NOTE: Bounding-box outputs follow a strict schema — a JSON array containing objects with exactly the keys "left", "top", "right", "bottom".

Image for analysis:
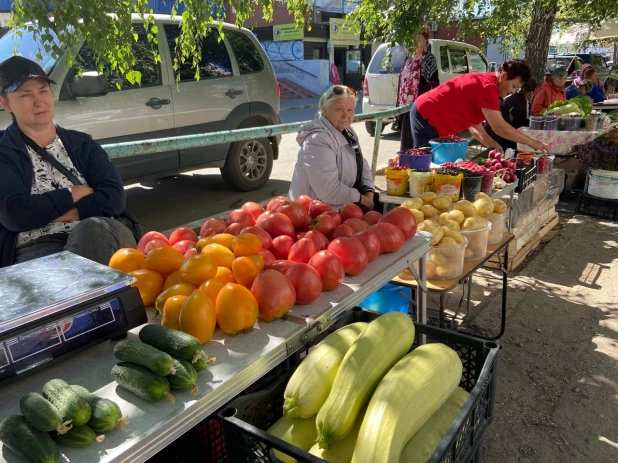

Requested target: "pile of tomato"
[{"left": 108, "top": 196, "right": 418, "bottom": 344}]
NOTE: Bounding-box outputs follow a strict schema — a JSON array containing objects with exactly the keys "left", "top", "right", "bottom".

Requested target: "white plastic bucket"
[
  {"left": 408, "top": 171, "right": 434, "bottom": 197},
  {"left": 588, "top": 169, "right": 618, "bottom": 200}
]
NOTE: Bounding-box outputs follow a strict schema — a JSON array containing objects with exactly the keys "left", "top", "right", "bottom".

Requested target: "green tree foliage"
[{"left": 10, "top": 0, "right": 312, "bottom": 84}]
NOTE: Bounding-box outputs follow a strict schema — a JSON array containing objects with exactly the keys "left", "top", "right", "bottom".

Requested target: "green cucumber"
[
  {"left": 20, "top": 392, "right": 72, "bottom": 435},
  {"left": 114, "top": 340, "right": 176, "bottom": 376},
  {"left": 112, "top": 362, "right": 175, "bottom": 404},
  {"left": 0, "top": 415, "right": 59, "bottom": 463},
  {"left": 192, "top": 350, "right": 216, "bottom": 372},
  {"left": 169, "top": 358, "right": 199, "bottom": 396},
  {"left": 42, "top": 379, "right": 91, "bottom": 427},
  {"left": 139, "top": 324, "right": 203, "bottom": 363},
  {"left": 52, "top": 425, "right": 101, "bottom": 448},
  {"left": 69, "top": 385, "right": 128, "bottom": 433}
]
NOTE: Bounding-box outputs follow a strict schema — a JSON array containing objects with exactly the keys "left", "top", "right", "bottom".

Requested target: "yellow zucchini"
[
  {"left": 351, "top": 343, "right": 462, "bottom": 463},
  {"left": 283, "top": 322, "right": 368, "bottom": 418},
  {"left": 316, "top": 312, "right": 415, "bottom": 449},
  {"left": 310, "top": 407, "right": 366, "bottom": 463},
  {"left": 267, "top": 415, "right": 317, "bottom": 463},
  {"left": 400, "top": 387, "right": 469, "bottom": 463}
]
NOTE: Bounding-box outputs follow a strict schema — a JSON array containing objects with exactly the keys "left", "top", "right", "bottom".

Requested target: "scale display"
[{"left": 0, "top": 297, "right": 126, "bottom": 382}]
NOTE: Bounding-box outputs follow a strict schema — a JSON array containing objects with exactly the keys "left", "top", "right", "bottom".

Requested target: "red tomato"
[
  {"left": 267, "top": 196, "right": 289, "bottom": 212},
  {"left": 353, "top": 230, "right": 381, "bottom": 262},
  {"left": 323, "top": 210, "right": 342, "bottom": 227},
  {"left": 296, "top": 232, "right": 307, "bottom": 241},
  {"left": 138, "top": 231, "right": 170, "bottom": 253},
  {"left": 259, "top": 213, "right": 296, "bottom": 239},
  {"left": 332, "top": 224, "right": 355, "bottom": 239},
  {"left": 276, "top": 201, "right": 311, "bottom": 231},
  {"left": 200, "top": 228, "right": 218, "bottom": 238},
  {"left": 226, "top": 209, "right": 256, "bottom": 226},
  {"left": 363, "top": 211, "right": 382, "bottom": 225},
  {"left": 255, "top": 211, "right": 272, "bottom": 226},
  {"left": 251, "top": 270, "right": 297, "bottom": 321},
  {"left": 304, "top": 230, "right": 329, "bottom": 251},
  {"left": 168, "top": 227, "right": 198, "bottom": 246},
  {"left": 340, "top": 203, "right": 364, "bottom": 222},
  {"left": 224, "top": 223, "right": 245, "bottom": 236},
  {"left": 144, "top": 238, "right": 170, "bottom": 254},
  {"left": 285, "top": 264, "right": 322, "bottom": 305},
  {"left": 309, "top": 200, "right": 332, "bottom": 218},
  {"left": 241, "top": 201, "right": 266, "bottom": 220},
  {"left": 297, "top": 195, "right": 313, "bottom": 212},
  {"left": 378, "top": 207, "right": 418, "bottom": 240},
  {"left": 288, "top": 238, "right": 318, "bottom": 264},
  {"left": 308, "top": 250, "right": 345, "bottom": 291},
  {"left": 269, "top": 260, "right": 296, "bottom": 274},
  {"left": 260, "top": 249, "right": 276, "bottom": 268},
  {"left": 311, "top": 214, "right": 337, "bottom": 238},
  {"left": 271, "top": 235, "right": 295, "bottom": 260},
  {"left": 172, "top": 240, "right": 197, "bottom": 254},
  {"left": 200, "top": 218, "right": 227, "bottom": 236},
  {"left": 370, "top": 223, "right": 405, "bottom": 253},
  {"left": 184, "top": 248, "right": 198, "bottom": 258},
  {"left": 344, "top": 218, "right": 369, "bottom": 233},
  {"left": 241, "top": 226, "right": 273, "bottom": 250},
  {"left": 327, "top": 237, "right": 368, "bottom": 275}
]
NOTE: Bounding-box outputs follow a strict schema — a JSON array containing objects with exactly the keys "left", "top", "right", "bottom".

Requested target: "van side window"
[
  {"left": 73, "top": 25, "right": 160, "bottom": 90},
  {"left": 225, "top": 30, "right": 264, "bottom": 74},
  {"left": 164, "top": 25, "right": 232, "bottom": 81},
  {"left": 449, "top": 48, "right": 468, "bottom": 74},
  {"left": 440, "top": 47, "right": 449, "bottom": 73}
]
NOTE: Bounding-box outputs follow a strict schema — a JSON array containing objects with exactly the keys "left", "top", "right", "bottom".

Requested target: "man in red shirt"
[{"left": 409, "top": 60, "right": 550, "bottom": 153}]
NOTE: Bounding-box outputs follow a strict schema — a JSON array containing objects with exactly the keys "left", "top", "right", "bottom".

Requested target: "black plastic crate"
[
  {"left": 576, "top": 193, "right": 618, "bottom": 221},
  {"left": 219, "top": 308, "right": 500, "bottom": 463},
  {"left": 515, "top": 158, "right": 537, "bottom": 193}
]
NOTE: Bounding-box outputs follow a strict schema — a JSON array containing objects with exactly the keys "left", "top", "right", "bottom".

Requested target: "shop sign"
[
  {"left": 330, "top": 18, "right": 360, "bottom": 46},
  {"left": 273, "top": 23, "right": 304, "bottom": 42}
]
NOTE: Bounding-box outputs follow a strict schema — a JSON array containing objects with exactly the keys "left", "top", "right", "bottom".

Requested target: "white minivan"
[{"left": 363, "top": 40, "right": 489, "bottom": 135}]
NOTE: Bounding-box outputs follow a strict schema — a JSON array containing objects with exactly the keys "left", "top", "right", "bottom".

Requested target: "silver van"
[
  {"left": 362, "top": 40, "right": 489, "bottom": 135},
  {"left": 0, "top": 15, "right": 282, "bottom": 191}
]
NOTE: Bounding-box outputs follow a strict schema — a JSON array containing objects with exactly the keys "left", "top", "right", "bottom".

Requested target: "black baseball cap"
[{"left": 0, "top": 56, "right": 56, "bottom": 93}]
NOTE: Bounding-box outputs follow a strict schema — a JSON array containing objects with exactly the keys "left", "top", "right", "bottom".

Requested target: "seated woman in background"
[
  {"left": 568, "top": 67, "right": 605, "bottom": 103},
  {"left": 565, "top": 79, "right": 594, "bottom": 100},
  {"left": 485, "top": 78, "right": 537, "bottom": 152},
  {"left": 288, "top": 85, "right": 379, "bottom": 212},
  {"left": 531, "top": 68, "right": 566, "bottom": 114}
]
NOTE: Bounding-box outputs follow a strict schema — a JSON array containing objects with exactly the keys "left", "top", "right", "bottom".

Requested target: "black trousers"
[{"left": 400, "top": 110, "right": 414, "bottom": 152}]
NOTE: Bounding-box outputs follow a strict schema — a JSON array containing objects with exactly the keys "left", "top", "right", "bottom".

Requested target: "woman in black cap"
[{"left": 0, "top": 56, "right": 140, "bottom": 267}]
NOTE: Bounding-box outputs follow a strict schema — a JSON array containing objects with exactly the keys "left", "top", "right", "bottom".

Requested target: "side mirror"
[
  {"left": 489, "top": 62, "right": 496, "bottom": 72},
  {"left": 69, "top": 72, "right": 108, "bottom": 98}
]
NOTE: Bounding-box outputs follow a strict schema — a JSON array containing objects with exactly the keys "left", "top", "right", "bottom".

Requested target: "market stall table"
[
  {"left": 0, "top": 234, "right": 431, "bottom": 463},
  {"left": 391, "top": 233, "right": 515, "bottom": 341},
  {"left": 593, "top": 101, "right": 618, "bottom": 111},
  {"left": 517, "top": 127, "right": 604, "bottom": 154}
]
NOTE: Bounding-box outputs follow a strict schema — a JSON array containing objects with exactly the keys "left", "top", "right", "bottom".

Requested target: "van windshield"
[
  {"left": 0, "top": 28, "right": 61, "bottom": 74},
  {"left": 368, "top": 45, "right": 407, "bottom": 74}
]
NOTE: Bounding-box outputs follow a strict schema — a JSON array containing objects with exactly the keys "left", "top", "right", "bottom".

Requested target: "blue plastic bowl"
[
  {"left": 359, "top": 283, "right": 410, "bottom": 314},
  {"left": 397, "top": 152, "right": 432, "bottom": 169},
  {"left": 429, "top": 139, "right": 470, "bottom": 165}
]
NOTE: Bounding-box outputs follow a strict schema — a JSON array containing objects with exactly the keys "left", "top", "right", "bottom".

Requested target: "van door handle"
[
  {"left": 145, "top": 97, "right": 171, "bottom": 109},
  {"left": 225, "top": 89, "right": 244, "bottom": 98}
]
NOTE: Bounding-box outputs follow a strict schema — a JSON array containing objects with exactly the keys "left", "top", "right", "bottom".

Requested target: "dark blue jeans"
[{"left": 409, "top": 103, "right": 439, "bottom": 148}]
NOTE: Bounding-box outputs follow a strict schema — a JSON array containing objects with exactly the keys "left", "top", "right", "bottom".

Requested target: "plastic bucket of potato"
[
  {"left": 460, "top": 222, "right": 492, "bottom": 261},
  {"left": 486, "top": 213, "right": 506, "bottom": 244},
  {"left": 427, "top": 237, "right": 468, "bottom": 280}
]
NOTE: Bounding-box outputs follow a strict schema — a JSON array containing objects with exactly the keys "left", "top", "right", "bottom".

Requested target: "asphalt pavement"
[{"left": 125, "top": 99, "right": 402, "bottom": 233}]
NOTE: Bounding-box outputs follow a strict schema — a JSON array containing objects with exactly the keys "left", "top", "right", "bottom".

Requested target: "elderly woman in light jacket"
[{"left": 288, "top": 85, "right": 377, "bottom": 212}]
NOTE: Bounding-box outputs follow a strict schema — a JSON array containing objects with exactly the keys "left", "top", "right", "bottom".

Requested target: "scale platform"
[{"left": 0, "top": 251, "right": 147, "bottom": 384}]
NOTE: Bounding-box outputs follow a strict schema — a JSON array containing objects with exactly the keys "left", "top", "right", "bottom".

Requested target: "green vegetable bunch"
[
  {"left": 544, "top": 96, "right": 593, "bottom": 116},
  {"left": 570, "top": 96, "right": 593, "bottom": 116}
]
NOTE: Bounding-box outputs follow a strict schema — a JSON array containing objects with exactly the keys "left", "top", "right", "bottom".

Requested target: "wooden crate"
[{"left": 485, "top": 213, "right": 559, "bottom": 272}]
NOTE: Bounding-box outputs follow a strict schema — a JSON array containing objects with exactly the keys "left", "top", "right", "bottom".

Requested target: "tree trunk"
[
  {"left": 525, "top": 0, "right": 559, "bottom": 86},
  {"left": 613, "top": 39, "right": 618, "bottom": 66}
]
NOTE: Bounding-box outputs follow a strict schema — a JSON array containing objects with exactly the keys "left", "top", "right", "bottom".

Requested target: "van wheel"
[
  {"left": 221, "top": 138, "right": 273, "bottom": 191},
  {"left": 365, "top": 121, "right": 385, "bottom": 137}
]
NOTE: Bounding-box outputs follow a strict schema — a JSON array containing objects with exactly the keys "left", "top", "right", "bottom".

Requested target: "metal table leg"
[{"left": 409, "top": 255, "right": 428, "bottom": 344}]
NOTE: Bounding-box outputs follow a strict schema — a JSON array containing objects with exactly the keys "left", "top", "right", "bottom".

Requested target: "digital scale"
[{"left": 0, "top": 251, "right": 147, "bottom": 384}]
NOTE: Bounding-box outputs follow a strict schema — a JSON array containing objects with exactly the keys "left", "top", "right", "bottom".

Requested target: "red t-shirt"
[{"left": 416, "top": 72, "right": 501, "bottom": 136}]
